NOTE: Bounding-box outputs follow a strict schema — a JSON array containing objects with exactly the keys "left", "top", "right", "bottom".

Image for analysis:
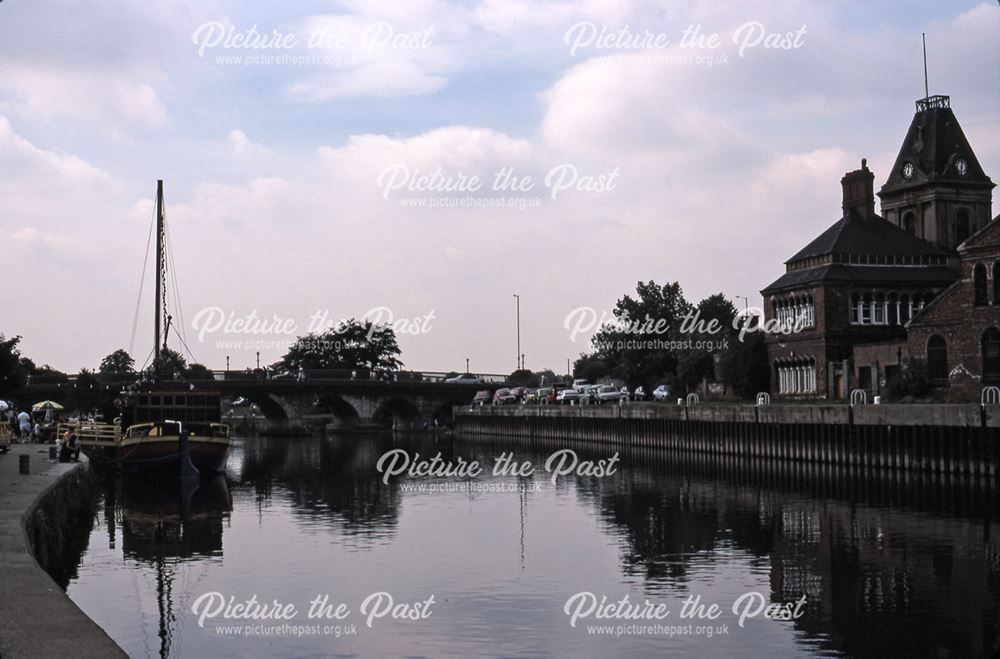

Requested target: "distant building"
[{"left": 762, "top": 95, "right": 997, "bottom": 399}]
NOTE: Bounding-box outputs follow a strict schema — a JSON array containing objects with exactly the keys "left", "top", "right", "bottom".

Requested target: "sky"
[{"left": 0, "top": 0, "right": 998, "bottom": 375}]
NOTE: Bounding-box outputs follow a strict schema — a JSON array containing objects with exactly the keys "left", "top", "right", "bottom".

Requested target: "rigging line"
[
  {"left": 129, "top": 204, "right": 157, "bottom": 355},
  {"left": 163, "top": 215, "right": 194, "bottom": 360},
  {"left": 138, "top": 345, "right": 155, "bottom": 371}
]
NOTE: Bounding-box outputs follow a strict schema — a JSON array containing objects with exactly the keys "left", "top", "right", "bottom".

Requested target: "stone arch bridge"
[{"left": 15, "top": 379, "right": 504, "bottom": 433}]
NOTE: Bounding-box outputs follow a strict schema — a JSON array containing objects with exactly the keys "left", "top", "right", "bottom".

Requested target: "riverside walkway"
[{"left": 0, "top": 445, "right": 125, "bottom": 658}]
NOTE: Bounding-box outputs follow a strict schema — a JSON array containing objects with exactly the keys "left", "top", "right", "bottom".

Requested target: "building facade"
[{"left": 762, "top": 94, "right": 996, "bottom": 400}]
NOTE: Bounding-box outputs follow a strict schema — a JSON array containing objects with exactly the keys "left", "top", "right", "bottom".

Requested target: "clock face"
[
  {"left": 902, "top": 162, "right": 914, "bottom": 180},
  {"left": 956, "top": 158, "right": 968, "bottom": 176}
]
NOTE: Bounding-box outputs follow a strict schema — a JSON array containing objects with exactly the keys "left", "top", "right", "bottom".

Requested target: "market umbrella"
[{"left": 31, "top": 400, "right": 64, "bottom": 411}]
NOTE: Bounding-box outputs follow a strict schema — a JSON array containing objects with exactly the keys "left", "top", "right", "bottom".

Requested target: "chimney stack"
[{"left": 841, "top": 158, "right": 875, "bottom": 219}]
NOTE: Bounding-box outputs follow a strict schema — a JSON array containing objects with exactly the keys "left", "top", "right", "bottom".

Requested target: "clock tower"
[{"left": 878, "top": 95, "right": 994, "bottom": 252}]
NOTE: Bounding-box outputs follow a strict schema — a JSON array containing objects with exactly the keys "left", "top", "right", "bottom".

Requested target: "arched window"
[
  {"left": 903, "top": 211, "right": 917, "bottom": 235},
  {"left": 983, "top": 328, "right": 1000, "bottom": 383},
  {"left": 956, "top": 209, "right": 971, "bottom": 245},
  {"left": 974, "top": 263, "right": 988, "bottom": 306},
  {"left": 992, "top": 262, "right": 1000, "bottom": 304},
  {"left": 928, "top": 335, "right": 948, "bottom": 381},
  {"left": 861, "top": 293, "right": 873, "bottom": 324}
]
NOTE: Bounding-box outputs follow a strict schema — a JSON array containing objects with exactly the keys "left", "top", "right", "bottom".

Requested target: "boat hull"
[{"left": 119, "top": 436, "right": 230, "bottom": 472}]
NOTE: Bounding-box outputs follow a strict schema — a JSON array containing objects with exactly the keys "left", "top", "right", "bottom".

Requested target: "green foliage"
[
  {"left": 508, "top": 369, "right": 534, "bottom": 387},
  {"left": 577, "top": 282, "right": 768, "bottom": 396},
  {"left": 573, "top": 354, "right": 612, "bottom": 383},
  {"left": 717, "top": 332, "right": 770, "bottom": 399},
  {"left": 153, "top": 347, "right": 188, "bottom": 377},
  {"left": 886, "top": 359, "right": 931, "bottom": 401},
  {"left": 185, "top": 363, "right": 213, "bottom": 380},
  {"left": 0, "top": 334, "right": 26, "bottom": 392},
  {"left": 98, "top": 349, "right": 135, "bottom": 378},
  {"left": 276, "top": 319, "right": 402, "bottom": 372}
]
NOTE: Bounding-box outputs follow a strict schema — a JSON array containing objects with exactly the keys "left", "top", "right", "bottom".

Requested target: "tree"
[
  {"left": 591, "top": 281, "right": 692, "bottom": 387},
  {"left": 0, "top": 334, "right": 26, "bottom": 392},
  {"left": 508, "top": 369, "right": 534, "bottom": 387},
  {"left": 275, "top": 319, "right": 402, "bottom": 372},
  {"left": 98, "top": 349, "right": 135, "bottom": 379},
  {"left": 185, "top": 363, "right": 213, "bottom": 380},
  {"left": 573, "top": 354, "right": 612, "bottom": 383},
  {"left": 717, "top": 332, "right": 770, "bottom": 399},
  {"left": 153, "top": 348, "right": 187, "bottom": 377},
  {"left": 67, "top": 369, "right": 104, "bottom": 412}
]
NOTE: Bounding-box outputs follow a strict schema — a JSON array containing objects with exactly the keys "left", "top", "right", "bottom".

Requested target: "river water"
[{"left": 60, "top": 433, "right": 1000, "bottom": 657}]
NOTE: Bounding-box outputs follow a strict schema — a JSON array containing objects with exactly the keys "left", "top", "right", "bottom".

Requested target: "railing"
[
  {"left": 850, "top": 389, "right": 867, "bottom": 407},
  {"left": 24, "top": 370, "right": 511, "bottom": 386},
  {"left": 982, "top": 386, "right": 1000, "bottom": 406},
  {"left": 686, "top": 393, "right": 700, "bottom": 406},
  {"left": 756, "top": 392, "right": 771, "bottom": 406},
  {"left": 57, "top": 421, "right": 121, "bottom": 447}
]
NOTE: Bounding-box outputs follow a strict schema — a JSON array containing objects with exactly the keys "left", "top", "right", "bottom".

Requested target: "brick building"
[{"left": 761, "top": 94, "right": 996, "bottom": 399}]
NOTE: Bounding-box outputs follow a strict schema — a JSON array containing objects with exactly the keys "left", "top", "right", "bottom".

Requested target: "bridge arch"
[
  {"left": 312, "top": 394, "right": 361, "bottom": 429},
  {"left": 371, "top": 397, "right": 423, "bottom": 430}
]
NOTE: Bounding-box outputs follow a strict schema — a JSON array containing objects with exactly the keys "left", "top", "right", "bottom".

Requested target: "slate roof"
[
  {"left": 762, "top": 263, "right": 958, "bottom": 294},
  {"left": 880, "top": 96, "right": 994, "bottom": 195},
  {"left": 786, "top": 210, "right": 947, "bottom": 264}
]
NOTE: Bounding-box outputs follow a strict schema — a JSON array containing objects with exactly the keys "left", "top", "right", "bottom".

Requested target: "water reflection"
[{"left": 60, "top": 433, "right": 1000, "bottom": 658}]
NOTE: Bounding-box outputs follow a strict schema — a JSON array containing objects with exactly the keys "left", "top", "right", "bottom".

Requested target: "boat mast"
[{"left": 154, "top": 180, "right": 164, "bottom": 371}]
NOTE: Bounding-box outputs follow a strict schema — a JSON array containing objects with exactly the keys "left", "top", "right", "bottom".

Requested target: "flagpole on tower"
[{"left": 922, "top": 33, "right": 929, "bottom": 99}]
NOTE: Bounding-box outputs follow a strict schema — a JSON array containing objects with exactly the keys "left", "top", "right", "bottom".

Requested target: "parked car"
[
  {"left": 535, "top": 387, "right": 553, "bottom": 404},
  {"left": 594, "top": 385, "right": 624, "bottom": 403},
  {"left": 472, "top": 390, "right": 492, "bottom": 406},
  {"left": 556, "top": 388, "right": 581, "bottom": 405},
  {"left": 653, "top": 384, "right": 671, "bottom": 401},
  {"left": 578, "top": 385, "right": 601, "bottom": 405},
  {"left": 633, "top": 386, "right": 646, "bottom": 401},
  {"left": 492, "top": 388, "right": 511, "bottom": 405},
  {"left": 572, "top": 379, "right": 590, "bottom": 391},
  {"left": 508, "top": 387, "right": 528, "bottom": 403},
  {"left": 446, "top": 373, "right": 484, "bottom": 384}
]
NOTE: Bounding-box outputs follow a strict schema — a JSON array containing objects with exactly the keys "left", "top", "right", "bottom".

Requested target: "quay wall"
[
  {"left": 454, "top": 403, "right": 1000, "bottom": 477},
  {"left": 0, "top": 447, "right": 126, "bottom": 658}
]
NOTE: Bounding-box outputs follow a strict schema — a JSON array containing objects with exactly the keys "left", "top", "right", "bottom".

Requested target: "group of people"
[
  {"left": 6, "top": 409, "right": 48, "bottom": 442},
  {"left": 2, "top": 409, "right": 80, "bottom": 461}
]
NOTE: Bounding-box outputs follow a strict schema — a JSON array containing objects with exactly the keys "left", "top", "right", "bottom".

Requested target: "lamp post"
[
  {"left": 256, "top": 352, "right": 260, "bottom": 369},
  {"left": 513, "top": 294, "right": 521, "bottom": 371},
  {"left": 226, "top": 355, "right": 230, "bottom": 372},
  {"left": 466, "top": 358, "right": 470, "bottom": 374}
]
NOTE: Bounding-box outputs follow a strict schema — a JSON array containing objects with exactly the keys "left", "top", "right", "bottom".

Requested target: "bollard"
[
  {"left": 19, "top": 453, "right": 30, "bottom": 474},
  {"left": 873, "top": 396, "right": 881, "bottom": 405},
  {"left": 49, "top": 445, "right": 58, "bottom": 460}
]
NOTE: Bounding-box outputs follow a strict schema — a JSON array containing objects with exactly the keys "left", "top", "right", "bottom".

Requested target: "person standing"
[{"left": 17, "top": 410, "right": 31, "bottom": 441}]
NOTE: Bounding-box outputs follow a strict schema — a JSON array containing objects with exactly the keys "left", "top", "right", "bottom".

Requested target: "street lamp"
[
  {"left": 466, "top": 358, "right": 470, "bottom": 374},
  {"left": 256, "top": 352, "right": 260, "bottom": 369},
  {"left": 513, "top": 293, "right": 521, "bottom": 371},
  {"left": 226, "top": 355, "right": 230, "bottom": 372}
]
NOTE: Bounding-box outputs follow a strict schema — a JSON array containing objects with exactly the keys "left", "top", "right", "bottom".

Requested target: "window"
[
  {"left": 956, "top": 209, "right": 971, "bottom": 245},
  {"left": 928, "top": 335, "right": 948, "bottom": 381},
  {"left": 974, "top": 263, "right": 988, "bottom": 306},
  {"left": 849, "top": 293, "right": 860, "bottom": 324},
  {"left": 861, "top": 294, "right": 873, "bottom": 324},
  {"left": 993, "top": 262, "right": 1000, "bottom": 304},
  {"left": 903, "top": 211, "right": 917, "bottom": 235},
  {"left": 983, "top": 328, "right": 1000, "bottom": 383},
  {"left": 874, "top": 293, "right": 886, "bottom": 324}
]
